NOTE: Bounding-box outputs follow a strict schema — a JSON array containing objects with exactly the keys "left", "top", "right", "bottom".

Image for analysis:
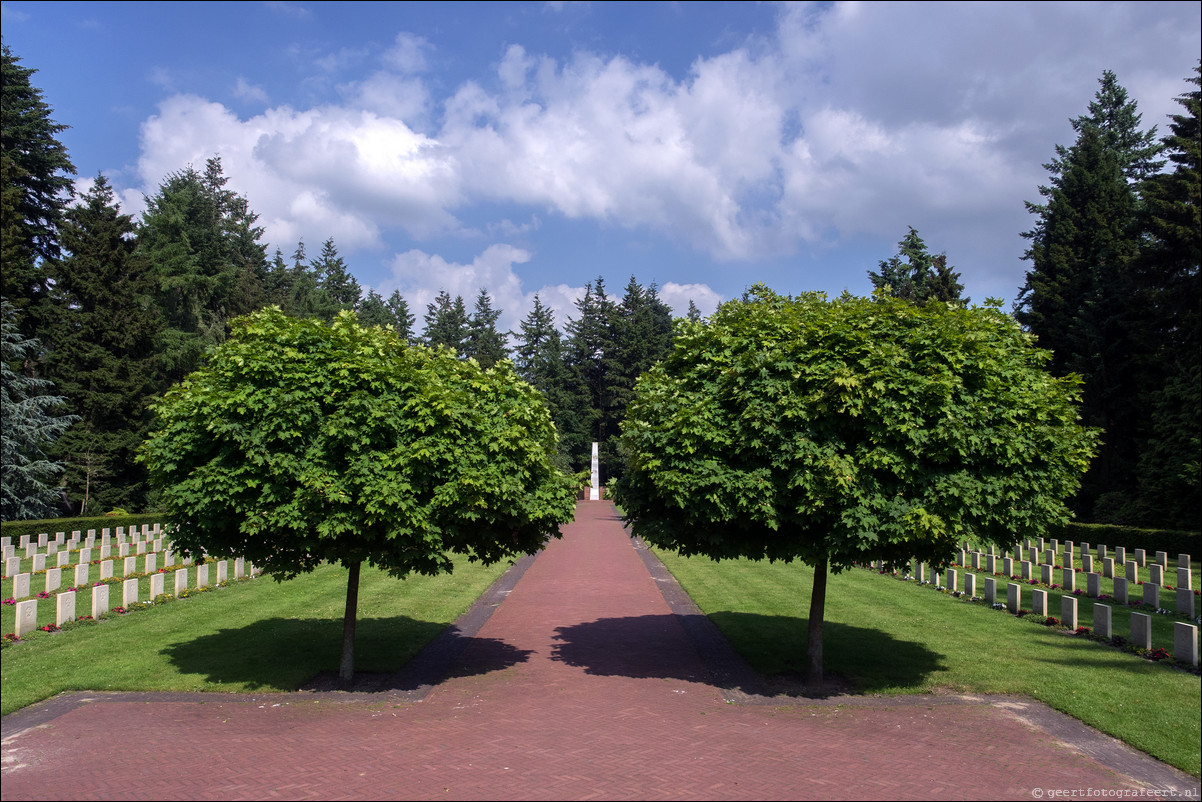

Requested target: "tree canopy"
[
  {"left": 613, "top": 286, "right": 1097, "bottom": 681},
  {"left": 868, "top": 227, "right": 966, "bottom": 304},
  {"left": 140, "top": 308, "right": 579, "bottom": 679}
]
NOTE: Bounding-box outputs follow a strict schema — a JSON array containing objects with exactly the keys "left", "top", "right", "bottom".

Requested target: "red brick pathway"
[{"left": 1, "top": 502, "right": 1197, "bottom": 800}]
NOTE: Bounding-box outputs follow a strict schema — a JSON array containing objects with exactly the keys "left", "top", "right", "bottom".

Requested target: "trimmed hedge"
[
  {"left": 1048, "top": 522, "right": 1201, "bottom": 561},
  {"left": 0, "top": 513, "right": 162, "bottom": 541}
]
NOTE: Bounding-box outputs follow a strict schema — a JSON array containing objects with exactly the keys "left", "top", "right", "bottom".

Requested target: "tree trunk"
[
  {"left": 339, "top": 560, "right": 361, "bottom": 682},
  {"left": 806, "top": 556, "right": 828, "bottom": 683}
]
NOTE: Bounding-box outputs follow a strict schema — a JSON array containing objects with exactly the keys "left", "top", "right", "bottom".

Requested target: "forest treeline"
[{"left": 2, "top": 43, "right": 1198, "bottom": 531}]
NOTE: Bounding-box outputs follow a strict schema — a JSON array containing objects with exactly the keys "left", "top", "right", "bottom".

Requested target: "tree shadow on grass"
[
  {"left": 551, "top": 612, "right": 946, "bottom": 698},
  {"left": 162, "top": 616, "right": 533, "bottom": 694}
]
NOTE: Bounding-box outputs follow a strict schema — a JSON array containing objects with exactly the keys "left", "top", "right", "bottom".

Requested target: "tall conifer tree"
[
  {"left": 1015, "top": 71, "right": 1163, "bottom": 520},
  {"left": 46, "top": 176, "right": 163, "bottom": 512},
  {"left": 0, "top": 44, "right": 75, "bottom": 334}
]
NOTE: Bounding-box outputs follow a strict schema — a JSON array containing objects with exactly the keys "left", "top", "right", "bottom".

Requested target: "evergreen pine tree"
[
  {"left": 1015, "top": 71, "right": 1160, "bottom": 521},
  {"left": 0, "top": 44, "right": 76, "bottom": 335},
  {"left": 1, "top": 299, "right": 78, "bottom": 520},
  {"left": 1130, "top": 64, "right": 1202, "bottom": 529},
  {"left": 564, "top": 278, "right": 621, "bottom": 478},
  {"left": 514, "top": 294, "right": 590, "bottom": 470},
  {"left": 464, "top": 289, "right": 508, "bottom": 368},
  {"left": 356, "top": 288, "right": 394, "bottom": 328},
  {"left": 386, "top": 289, "right": 416, "bottom": 343},
  {"left": 422, "top": 290, "right": 469, "bottom": 354},
  {"left": 313, "top": 237, "right": 360, "bottom": 315},
  {"left": 869, "top": 227, "right": 966, "bottom": 303},
  {"left": 136, "top": 158, "right": 269, "bottom": 384},
  {"left": 44, "top": 175, "right": 163, "bottom": 513}
]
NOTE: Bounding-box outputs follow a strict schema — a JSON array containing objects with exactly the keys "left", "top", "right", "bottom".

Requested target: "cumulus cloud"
[
  {"left": 233, "top": 77, "right": 269, "bottom": 105},
  {"left": 658, "top": 282, "right": 723, "bottom": 319},
  {"left": 378, "top": 243, "right": 586, "bottom": 334},
  {"left": 120, "top": 2, "right": 1197, "bottom": 304}
]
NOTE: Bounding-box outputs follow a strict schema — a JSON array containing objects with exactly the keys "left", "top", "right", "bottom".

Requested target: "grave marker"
[
  {"left": 1155, "top": 551, "right": 1168, "bottom": 568},
  {"left": 174, "top": 568, "right": 187, "bottom": 596},
  {"left": 145, "top": 554, "right": 156, "bottom": 574},
  {"left": 1032, "top": 589, "right": 1048, "bottom": 617},
  {"left": 1114, "top": 546, "right": 1126, "bottom": 565},
  {"left": 1087, "top": 573, "right": 1101, "bottom": 598},
  {"left": 1021, "top": 561, "right": 1032, "bottom": 580},
  {"left": 964, "top": 573, "right": 976, "bottom": 598},
  {"left": 944, "top": 568, "right": 957, "bottom": 591},
  {"left": 1082, "top": 554, "right": 1094, "bottom": 574},
  {"left": 56, "top": 551, "right": 69, "bottom": 568},
  {"left": 150, "top": 573, "right": 164, "bottom": 598},
  {"left": 32, "top": 554, "right": 46, "bottom": 572},
  {"left": 985, "top": 577, "right": 997, "bottom": 605},
  {"left": 44, "top": 567, "right": 61, "bottom": 594},
  {"left": 197, "top": 564, "right": 210, "bottom": 589},
  {"left": 78, "top": 548, "right": 91, "bottom": 564},
  {"left": 92, "top": 584, "right": 109, "bottom": 618},
  {"left": 123, "top": 556, "right": 137, "bottom": 577},
  {"left": 1125, "top": 561, "right": 1138, "bottom": 583},
  {"left": 1142, "top": 583, "right": 1160, "bottom": 609},
  {"left": 1179, "top": 554, "right": 1191, "bottom": 570},
  {"left": 1178, "top": 588, "right": 1196, "bottom": 618},
  {"left": 4, "top": 557, "right": 19, "bottom": 578},
  {"left": 1007, "top": 583, "right": 1020, "bottom": 614},
  {"left": 15, "top": 599, "right": 37, "bottom": 636},
  {"left": 1134, "top": 548, "right": 1146, "bottom": 567},
  {"left": 1130, "top": 612, "right": 1152, "bottom": 650},
  {"left": 216, "top": 560, "right": 228, "bottom": 583},
  {"left": 100, "top": 560, "right": 114, "bottom": 580},
  {"left": 1149, "top": 564, "right": 1164, "bottom": 586},
  {"left": 1061, "top": 596, "right": 1078, "bottom": 630},
  {"left": 1040, "top": 564, "right": 1052, "bottom": 586},
  {"left": 1175, "top": 623, "right": 1199, "bottom": 668},
  {"left": 1114, "top": 577, "right": 1129, "bottom": 605},
  {"left": 1062, "top": 568, "right": 1076, "bottom": 592},
  {"left": 1003, "top": 557, "right": 1013, "bottom": 576},
  {"left": 122, "top": 578, "right": 138, "bottom": 606},
  {"left": 1102, "top": 557, "right": 1114, "bottom": 578},
  {"left": 74, "top": 563, "right": 88, "bottom": 587},
  {"left": 1094, "top": 603, "right": 1112, "bottom": 639},
  {"left": 56, "top": 590, "right": 75, "bottom": 626},
  {"left": 986, "top": 555, "right": 996, "bottom": 574},
  {"left": 1178, "top": 568, "right": 1193, "bottom": 590},
  {"left": 13, "top": 573, "right": 30, "bottom": 599}
]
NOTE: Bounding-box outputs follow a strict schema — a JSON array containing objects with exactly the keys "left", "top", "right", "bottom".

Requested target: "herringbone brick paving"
[{"left": 1, "top": 501, "right": 1197, "bottom": 800}]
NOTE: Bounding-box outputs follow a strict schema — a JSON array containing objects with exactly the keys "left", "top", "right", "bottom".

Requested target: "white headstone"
[
  {"left": 56, "top": 590, "right": 75, "bottom": 626},
  {"left": 92, "top": 583, "right": 109, "bottom": 618}
]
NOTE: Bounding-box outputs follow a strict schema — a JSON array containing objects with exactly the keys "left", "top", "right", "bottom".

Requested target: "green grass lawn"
[
  {"left": 0, "top": 559, "right": 509, "bottom": 716},
  {"left": 655, "top": 549, "right": 1202, "bottom": 778}
]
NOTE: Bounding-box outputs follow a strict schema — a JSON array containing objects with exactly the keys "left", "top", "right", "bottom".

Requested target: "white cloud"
[
  {"left": 383, "top": 33, "right": 431, "bottom": 74},
  {"left": 264, "top": 1, "right": 311, "bottom": 19},
  {"left": 233, "top": 77, "right": 269, "bottom": 105},
  {"left": 658, "top": 282, "right": 723, "bottom": 319},
  {"left": 119, "top": 2, "right": 1198, "bottom": 306},
  {"left": 378, "top": 244, "right": 585, "bottom": 334}
]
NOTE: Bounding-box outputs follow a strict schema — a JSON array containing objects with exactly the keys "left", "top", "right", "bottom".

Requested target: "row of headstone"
[
  {"left": 2, "top": 526, "right": 169, "bottom": 577},
  {"left": 949, "top": 550, "right": 1197, "bottom": 617},
  {"left": 961, "top": 540, "right": 1192, "bottom": 572},
  {"left": 10, "top": 558, "right": 254, "bottom": 637},
  {"left": 5, "top": 543, "right": 198, "bottom": 592},
  {"left": 1, "top": 523, "right": 165, "bottom": 553},
  {"left": 5, "top": 550, "right": 246, "bottom": 603},
  {"left": 866, "top": 560, "right": 1199, "bottom": 667}
]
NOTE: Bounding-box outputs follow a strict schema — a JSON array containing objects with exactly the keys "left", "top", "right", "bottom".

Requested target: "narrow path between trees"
[{"left": 2, "top": 501, "right": 1196, "bottom": 800}]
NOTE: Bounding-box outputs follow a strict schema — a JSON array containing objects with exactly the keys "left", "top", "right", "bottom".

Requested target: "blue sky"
[{"left": 3, "top": 1, "right": 1199, "bottom": 331}]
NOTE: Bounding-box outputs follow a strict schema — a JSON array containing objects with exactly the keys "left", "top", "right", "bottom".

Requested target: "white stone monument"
[{"left": 589, "top": 442, "right": 600, "bottom": 501}]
